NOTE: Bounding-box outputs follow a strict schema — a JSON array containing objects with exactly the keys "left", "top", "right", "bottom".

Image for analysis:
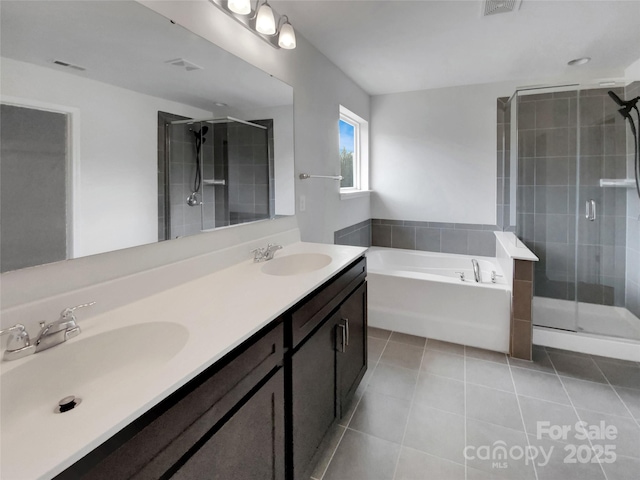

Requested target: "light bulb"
[
  {"left": 256, "top": 2, "right": 276, "bottom": 35},
  {"left": 278, "top": 21, "right": 296, "bottom": 49},
  {"left": 228, "top": 0, "right": 251, "bottom": 15}
]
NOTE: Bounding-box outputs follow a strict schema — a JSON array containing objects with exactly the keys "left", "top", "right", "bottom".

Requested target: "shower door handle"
[{"left": 585, "top": 199, "right": 596, "bottom": 221}]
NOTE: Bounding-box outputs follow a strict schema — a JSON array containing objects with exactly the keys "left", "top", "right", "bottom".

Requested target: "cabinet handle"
[
  {"left": 338, "top": 324, "right": 346, "bottom": 353},
  {"left": 343, "top": 318, "right": 350, "bottom": 346}
]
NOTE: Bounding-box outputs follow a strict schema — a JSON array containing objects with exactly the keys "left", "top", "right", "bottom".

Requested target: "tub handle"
[
  {"left": 343, "top": 318, "right": 350, "bottom": 346},
  {"left": 338, "top": 324, "right": 347, "bottom": 352},
  {"left": 455, "top": 271, "right": 465, "bottom": 281}
]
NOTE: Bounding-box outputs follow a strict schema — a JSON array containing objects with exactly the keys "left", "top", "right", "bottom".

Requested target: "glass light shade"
[
  {"left": 278, "top": 22, "right": 296, "bottom": 49},
  {"left": 228, "top": 0, "right": 251, "bottom": 15},
  {"left": 255, "top": 3, "right": 276, "bottom": 35}
]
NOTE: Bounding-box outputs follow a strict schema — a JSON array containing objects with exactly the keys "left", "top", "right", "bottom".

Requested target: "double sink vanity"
[{"left": 0, "top": 242, "right": 368, "bottom": 479}]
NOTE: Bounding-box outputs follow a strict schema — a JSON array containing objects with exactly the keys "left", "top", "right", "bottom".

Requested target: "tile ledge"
[{"left": 494, "top": 231, "right": 538, "bottom": 261}]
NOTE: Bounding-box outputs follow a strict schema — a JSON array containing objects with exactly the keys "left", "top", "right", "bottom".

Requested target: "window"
[{"left": 339, "top": 106, "right": 368, "bottom": 195}]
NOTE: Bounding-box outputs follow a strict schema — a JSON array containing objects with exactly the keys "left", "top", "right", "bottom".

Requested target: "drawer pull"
[{"left": 343, "top": 318, "right": 350, "bottom": 346}]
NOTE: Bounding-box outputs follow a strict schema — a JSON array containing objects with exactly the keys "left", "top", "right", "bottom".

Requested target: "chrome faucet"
[
  {"left": 0, "top": 324, "right": 35, "bottom": 360},
  {"left": 34, "top": 302, "right": 95, "bottom": 354},
  {"left": 251, "top": 243, "right": 283, "bottom": 262},
  {"left": 471, "top": 259, "right": 481, "bottom": 283}
]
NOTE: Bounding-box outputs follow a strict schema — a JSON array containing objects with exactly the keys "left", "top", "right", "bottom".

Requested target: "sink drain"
[{"left": 55, "top": 395, "right": 82, "bottom": 413}]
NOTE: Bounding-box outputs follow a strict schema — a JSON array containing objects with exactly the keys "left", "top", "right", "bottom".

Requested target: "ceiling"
[{"left": 274, "top": 0, "right": 640, "bottom": 95}]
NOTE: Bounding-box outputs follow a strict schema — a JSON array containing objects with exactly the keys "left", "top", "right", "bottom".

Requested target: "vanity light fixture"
[
  {"left": 255, "top": 1, "right": 276, "bottom": 35},
  {"left": 228, "top": 0, "right": 251, "bottom": 15},
  {"left": 278, "top": 16, "right": 296, "bottom": 50},
  {"left": 209, "top": 0, "right": 296, "bottom": 50}
]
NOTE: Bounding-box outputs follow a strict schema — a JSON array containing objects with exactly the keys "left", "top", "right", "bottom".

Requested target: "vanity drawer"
[
  {"left": 60, "top": 320, "right": 284, "bottom": 480},
  {"left": 290, "top": 256, "right": 366, "bottom": 349}
]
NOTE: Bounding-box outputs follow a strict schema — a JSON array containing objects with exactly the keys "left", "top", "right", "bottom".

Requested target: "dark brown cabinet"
[
  {"left": 289, "top": 258, "right": 367, "bottom": 479},
  {"left": 171, "top": 369, "right": 285, "bottom": 480},
  {"left": 336, "top": 281, "right": 367, "bottom": 418}
]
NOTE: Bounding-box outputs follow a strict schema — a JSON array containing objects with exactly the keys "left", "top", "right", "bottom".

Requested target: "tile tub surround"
[
  {"left": 494, "top": 232, "right": 539, "bottom": 362},
  {"left": 512, "top": 260, "right": 534, "bottom": 360},
  {"left": 334, "top": 219, "right": 372, "bottom": 247},
  {"left": 371, "top": 220, "right": 498, "bottom": 257},
  {"left": 310, "top": 328, "right": 640, "bottom": 480}
]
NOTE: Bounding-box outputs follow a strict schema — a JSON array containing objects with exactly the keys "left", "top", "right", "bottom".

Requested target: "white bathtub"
[{"left": 367, "top": 247, "right": 512, "bottom": 353}]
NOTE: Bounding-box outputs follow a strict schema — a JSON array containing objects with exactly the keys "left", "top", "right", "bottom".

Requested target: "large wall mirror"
[{"left": 0, "top": 0, "right": 295, "bottom": 273}]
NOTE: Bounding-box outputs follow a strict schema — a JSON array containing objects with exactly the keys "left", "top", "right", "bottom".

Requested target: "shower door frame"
[{"left": 508, "top": 83, "right": 633, "bottom": 337}]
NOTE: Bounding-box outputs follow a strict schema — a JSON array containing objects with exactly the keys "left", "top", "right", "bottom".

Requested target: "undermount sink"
[
  {"left": 261, "top": 253, "right": 332, "bottom": 276},
  {"left": 0, "top": 322, "right": 188, "bottom": 431}
]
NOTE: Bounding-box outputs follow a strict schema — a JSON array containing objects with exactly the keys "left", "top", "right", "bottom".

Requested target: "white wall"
[
  {"left": 1, "top": 57, "right": 213, "bottom": 258},
  {"left": 371, "top": 82, "right": 514, "bottom": 224},
  {"left": 140, "top": 0, "right": 371, "bottom": 243},
  {"left": 625, "top": 57, "right": 640, "bottom": 80}
]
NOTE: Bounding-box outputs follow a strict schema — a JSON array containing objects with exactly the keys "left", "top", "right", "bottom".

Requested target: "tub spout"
[{"left": 471, "top": 259, "right": 481, "bottom": 283}]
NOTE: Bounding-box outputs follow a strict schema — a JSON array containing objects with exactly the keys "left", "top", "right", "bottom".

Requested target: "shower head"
[
  {"left": 608, "top": 90, "right": 625, "bottom": 107},
  {"left": 608, "top": 90, "right": 639, "bottom": 108},
  {"left": 192, "top": 126, "right": 209, "bottom": 137},
  {"left": 186, "top": 192, "right": 199, "bottom": 206}
]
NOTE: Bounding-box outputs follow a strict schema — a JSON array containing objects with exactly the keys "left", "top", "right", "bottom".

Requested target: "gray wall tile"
[
  {"left": 392, "top": 226, "right": 416, "bottom": 250},
  {"left": 416, "top": 228, "right": 441, "bottom": 252},
  {"left": 441, "top": 229, "right": 468, "bottom": 255}
]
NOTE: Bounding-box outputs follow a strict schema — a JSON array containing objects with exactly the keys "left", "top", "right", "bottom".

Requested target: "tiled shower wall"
[
  {"left": 227, "top": 119, "right": 273, "bottom": 225},
  {"left": 158, "top": 114, "right": 216, "bottom": 240},
  {"left": 625, "top": 81, "right": 640, "bottom": 318},
  {"left": 496, "top": 97, "right": 511, "bottom": 230},
  {"left": 516, "top": 88, "right": 628, "bottom": 306},
  {"left": 158, "top": 115, "right": 274, "bottom": 239}
]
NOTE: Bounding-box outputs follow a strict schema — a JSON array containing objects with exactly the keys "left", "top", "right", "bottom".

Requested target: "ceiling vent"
[
  {"left": 165, "top": 58, "right": 203, "bottom": 72},
  {"left": 52, "top": 60, "right": 86, "bottom": 71},
  {"left": 482, "top": 0, "right": 522, "bottom": 16}
]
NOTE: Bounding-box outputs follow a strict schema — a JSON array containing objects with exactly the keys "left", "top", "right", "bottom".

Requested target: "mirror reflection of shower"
[
  {"left": 158, "top": 114, "right": 274, "bottom": 240},
  {"left": 608, "top": 90, "right": 640, "bottom": 200},
  {"left": 187, "top": 126, "right": 209, "bottom": 207}
]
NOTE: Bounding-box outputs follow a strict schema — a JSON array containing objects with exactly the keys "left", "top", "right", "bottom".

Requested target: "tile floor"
[{"left": 310, "top": 327, "right": 640, "bottom": 480}]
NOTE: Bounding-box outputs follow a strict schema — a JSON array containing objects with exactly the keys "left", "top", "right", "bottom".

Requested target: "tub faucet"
[{"left": 471, "top": 259, "right": 481, "bottom": 283}]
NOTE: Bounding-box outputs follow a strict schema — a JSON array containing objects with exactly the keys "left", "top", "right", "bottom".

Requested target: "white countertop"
[{"left": 0, "top": 242, "right": 367, "bottom": 480}]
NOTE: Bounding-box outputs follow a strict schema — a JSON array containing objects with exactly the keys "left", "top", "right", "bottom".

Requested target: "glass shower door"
[
  {"left": 513, "top": 86, "right": 580, "bottom": 333},
  {"left": 575, "top": 86, "right": 637, "bottom": 339}
]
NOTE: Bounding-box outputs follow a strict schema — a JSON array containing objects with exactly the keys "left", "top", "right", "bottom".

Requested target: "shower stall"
[
  {"left": 157, "top": 115, "right": 274, "bottom": 240},
  {"left": 499, "top": 82, "right": 640, "bottom": 351}
]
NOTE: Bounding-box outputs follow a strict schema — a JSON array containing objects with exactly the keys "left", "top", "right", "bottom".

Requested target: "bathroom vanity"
[{"left": 0, "top": 243, "right": 367, "bottom": 480}]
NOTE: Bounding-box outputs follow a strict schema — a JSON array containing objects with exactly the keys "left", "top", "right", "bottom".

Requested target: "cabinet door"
[
  {"left": 337, "top": 282, "right": 367, "bottom": 418},
  {"left": 291, "top": 311, "right": 340, "bottom": 478},
  {"left": 170, "top": 369, "right": 285, "bottom": 480}
]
